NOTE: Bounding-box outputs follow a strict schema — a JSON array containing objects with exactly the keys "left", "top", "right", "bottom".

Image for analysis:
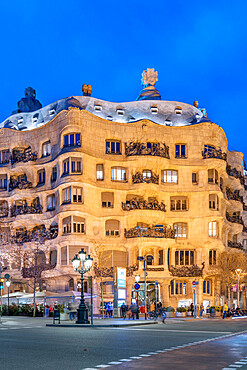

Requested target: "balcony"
[
  {"left": 226, "top": 165, "right": 245, "bottom": 185},
  {"left": 228, "top": 241, "right": 244, "bottom": 250},
  {"left": 10, "top": 197, "right": 42, "bottom": 217},
  {"left": 11, "top": 146, "right": 37, "bottom": 165},
  {"left": 168, "top": 264, "right": 205, "bottom": 277},
  {"left": 226, "top": 187, "right": 243, "bottom": 203},
  {"left": 124, "top": 225, "right": 175, "bottom": 239},
  {"left": 122, "top": 198, "right": 166, "bottom": 212},
  {"left": 132, "top": 171, "right": 159, "bottom": 184},
  {"left": 0, "top": 206, "right": 8, "bottom": 218},
  {"left": 125, "top": 142, "right": 170, "bottom": 158},
  {"left": 13, "top": 224, "right": 58, "bottom": 244},
  {"left": 226, "top": 212, "right": 243, "bottom": 225},
  {"left": 9, "top": 174, "right": 32, "bottom": 191},
  {"left": 202, "top": 148, "right": 227, "bottom": 161}
]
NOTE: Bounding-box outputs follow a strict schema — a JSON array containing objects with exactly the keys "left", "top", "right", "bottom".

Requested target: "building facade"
[{"left": 0, "top": 70, "right": 246, "bottom": 311}]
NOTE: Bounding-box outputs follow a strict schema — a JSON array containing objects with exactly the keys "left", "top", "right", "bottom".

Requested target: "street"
[{"left": 1, "top": 317, "right": 247, "bottom": 369}]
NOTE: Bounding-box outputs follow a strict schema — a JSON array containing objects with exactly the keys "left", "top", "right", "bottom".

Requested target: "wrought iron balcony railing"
[
  {"left": 226, "top": 165, "right": 245, "bottom": 185},
  {"left": 228, "top": 240, "right": 244, "bottom": 250},
  {"left": 226, "top": 187, "right": 243, "bottom": 203},
  {"left": 202, "top": 148, "right": 227, "bottom": 161},
  {"left": 125, "top": 142, "right": 169, "bottom": 158},
  {"left": 132, "top": 171, "right": 159, "bottom": 184},
  {"left": 122, "top": 198, "right": 166, "bottom": 212},
  {"left": 226, "top": 212, "right": 243, "bottom": 225},
  {"left": 9, "top": 174, "right": 32, "bottom": 191},
  {"left": 11, "top": 146, "right": 37, "bottom": 165},
  {"left": 124, "top": 225, "right": 175, "bottom": 239},
  {"left": 168, "top": 263, "right": 205, "bottom": 277},
  {"left": 10, "top": 197, "right": 42, "bottom": 217},
  {"left": 0, "top": 206, "right": 8, "bottom": 218},
  {"left": 13, "top": 224, "right": 58, "bottom": 244}
]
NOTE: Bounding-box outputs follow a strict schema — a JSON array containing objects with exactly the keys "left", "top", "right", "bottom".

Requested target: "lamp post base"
[{"left": 76, "top": 307, "right": 89, "bottom": 324}]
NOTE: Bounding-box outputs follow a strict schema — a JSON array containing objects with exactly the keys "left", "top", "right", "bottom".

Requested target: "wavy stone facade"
[{"left": 0, "top": 76, "right": 246, "bottom": 310}]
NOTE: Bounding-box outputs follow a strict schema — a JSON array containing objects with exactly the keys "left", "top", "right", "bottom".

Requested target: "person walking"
[
  {"left": 190, "top": 302, "right": 194, "bottom": 316},
  {"left": 200, "top": 303, "right": 204, "bottom": 318},
  {"left": 121, "top": 302, "right": 127, "bottom": 319},
  {"left": 223, "top": 302, "right": 228, "bottom": 319},
  {"left": 130, "top": 302, "right": 138, "bottom": 320}
]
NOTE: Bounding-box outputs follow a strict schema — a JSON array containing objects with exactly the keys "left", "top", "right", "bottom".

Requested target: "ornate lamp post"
[
  {"left": 72, "top": 248, "right": 93, "bottom": 324},
  {"left": 5, "top": 280, "right": 10, "bottom": 316},
  {"left": 235, "top": 268, "right": 242, "bottom": 308},
  {"left": 135, "top": 274, "right": 140, "bottom": 320}
]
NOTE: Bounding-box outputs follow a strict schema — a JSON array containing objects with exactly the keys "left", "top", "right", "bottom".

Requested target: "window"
[
  {"left": 175, "top": 144, "right": 186, "bottom": 158},
  {"left": 105, "top": 219, "right": 120, "bottom": 236},
  {"left": 175, "top": 250, "right": 194, "bottom": 265},
  {"left": 96, "top": 164, "right": 104, "bottom": 180},
  {"left": 63, "top": 133, "right": 81, "bottom": 147},
  {"left": 94, "top": 105, "right": 102, "bottom": 112},
  {"left": 71, "top": 158, "right": 82, "bottom": 173},
  {"left": 47, "top": 194, "right": 56, "bottom": 211},
  {"left": 61, "top": 246, "right": 68, "bottom": 265},
  {"left": 101, "top": 192, "right": 114, "bottom": 208},
  {"left": 37, "top": 169, "right": 45, "bottom": 185},
  {"left": 143, "top": 170, "right": 152, "bottom": 179},
  {"left": 72, "top": 187, "right": 83, "bottom": 203},
  {"left": 146, "top": 255, "right": 153, "bottom": 266},
  {"left": 73, "top": 217, "right": 85, "bottom": 233},
  {"left": 243, "top": 239, "right": 247, "bottom": 251},
  {"left": 209, "top": 194, "right": 218, "bottom": 210},
  {"left": 170, "top": 197, "right": 188, "bottom": 211},
  {"left": 63, "top": 216, "right": 85, "bottom": 234},
  {"left": 203, "top": 280, "right": 212, "bottom": 295},
  {"left": 0, "top": 150, "right": 9, "bottom": 164},
  {"left": 63, "top": 159, "right": 70, "bottom": 175},
  {"left": 42, "top": 141, "right": 51, "bottom": 157},
  {"left": 209, "top": 250, "right": 217, "bottom": 265},
  {"left": 51, "top": 166, "right": 57, "bottom": 182},
  {"left": 175, "top": 106, "right": 182, "bottom": 114},
  {"left": 208, "top": 169, "right": 218, "bottom": 184},
  {"left": 106, "top": 140, "right": 121, "bottom": 154},
  {"left": 62, "top": 187, "right": 71, "bottom": 204},
  {"left": 170, "top": 280, "right": 187, "bottom": 295},
  {"left": 159, "top": 250, "right": 164, "bottom": 265},
  {"left": 161, "top": 170, "right": 178, "bottom": 184},
  {"left": 192, "top": 172, "right": 198, "bottom": 184},
  {"left": 173, "top": 223, "right": 187, "bottom": 238},
  {"left": 208, "top": 221, "right": 218, "bottom": 237},
  {"left": 0, "top": 175, "right": 7, "bottom": 189},
  {"left": 150, "top": 106, "right": 158, "bottom": 114},
  {"left": 116, "top": 109, "right": 124, "bottom": 115},
  {"left": 50, "top": 250, "right": 57, "bottom": 266},
  {"left": 111, "top": 167, "right": 127, "bottom": 181}
]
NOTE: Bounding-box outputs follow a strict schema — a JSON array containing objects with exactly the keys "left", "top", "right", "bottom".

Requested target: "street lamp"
[
  {"left": 72, "top": 249, "right": 93, "bottom": 324},
  {"left": 135, "top": 274, "right": 140, "bottom": 320},
  {"left": 5, "top": 280, "right": 10, "bottom": 316},
  {"left": 235, "top": 268, "right": 242, "bottom": 308}
]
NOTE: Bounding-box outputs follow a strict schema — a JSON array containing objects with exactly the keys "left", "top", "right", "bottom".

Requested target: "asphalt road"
[{"left": 1, "top": 317, "right": 247, "bottom": 370}]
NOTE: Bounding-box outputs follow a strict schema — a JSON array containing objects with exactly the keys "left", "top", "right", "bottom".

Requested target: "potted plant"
[
  {"left": 164, "top": 306, "right": 175, "bottom": 318},
  {"left": 176, "top": 307, "right": 187, "bottom": 317},
  {"left": 59, "top": 304, "right": 69, "bottom": 321}
]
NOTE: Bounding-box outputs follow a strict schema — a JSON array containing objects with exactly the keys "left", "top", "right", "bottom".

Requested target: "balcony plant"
[{"left": 176, "top": 306, "right": 187, "bottom": 317}]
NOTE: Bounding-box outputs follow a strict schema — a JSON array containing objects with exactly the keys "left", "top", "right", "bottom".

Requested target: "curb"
[{"left": 46, "top": 321, "right": 158, "bottom": 328}]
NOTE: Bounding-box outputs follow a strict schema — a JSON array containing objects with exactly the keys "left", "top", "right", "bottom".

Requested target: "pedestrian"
[
  {"left": 130, "top": 302, "right": 138, "bottom": 319},
  {"left": 190, "top": 302, "right": 194, "bottom": 316},
  {"left": 121, "top": 302, "right": 127, "bottom": 319},
  {"left": 109, "top": 302, "right": 113, "bottom": 317},
  {"left": 105, "top": 302, "right": 109, "bottom": 318},
  {"left": 200, "top": 303, "right": 204, "bottom": 318},
  {"left": 223, "top": 302, "right": 228, "bottom": 319}
]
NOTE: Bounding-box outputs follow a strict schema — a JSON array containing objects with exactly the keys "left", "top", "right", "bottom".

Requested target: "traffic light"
[{"left": 0, "top": 278, "right": 4, "bottom": 290}]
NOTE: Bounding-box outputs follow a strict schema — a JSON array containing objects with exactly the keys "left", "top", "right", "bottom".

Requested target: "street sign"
[
  {"left": 192, "top": 281, "right": 199, "bottom": 286},
  {"left": 137, "top": 256, "right": 144, "bottom": 261},
  {"left": 134, "top": 283, "right": 140, "bottom": 290},
  {"left": 4, "top": 274, "right": 10, "bottom": 280},
  {"left": 155, "top": 281, "right": 158, "bottom": 286},
  {"left": 147, "top": 256, "right": 154, "bottom": 261}
]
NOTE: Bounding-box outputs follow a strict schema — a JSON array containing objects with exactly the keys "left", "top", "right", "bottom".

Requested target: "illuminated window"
[
  {"left": 111, "top": 167, "right": 127, "bottom": 181},
  {"left": 96, "top": 164, "right": 104, "bottom": 180},
  {"left": 42, "top": 141, "right": 51, "bottom": 157},
  {"left": 208, "top": 221, "right": 218, "bottom": 237},
  {"left": 173, "top": 223, "right": 187, "bottom": 238},
  {"left": 161, "top": 170, "right": 178, "bottom": 184}
]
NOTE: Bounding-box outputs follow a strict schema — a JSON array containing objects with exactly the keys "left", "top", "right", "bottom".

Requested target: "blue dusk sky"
[{"left": 0, "top": 1, "right": 246, "bottom": 157}]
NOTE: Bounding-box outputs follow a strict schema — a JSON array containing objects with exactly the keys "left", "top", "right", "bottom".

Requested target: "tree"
[
  {"left": 0, "top": 226, "right": 56, "bottom": 316},
  {"left": 212, "top": 249, "right": 247, "bottom": 305}
]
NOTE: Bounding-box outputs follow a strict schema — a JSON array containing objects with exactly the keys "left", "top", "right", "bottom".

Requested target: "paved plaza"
[{"left": 1, "top": 317, "right": 247, "bottom": 369}]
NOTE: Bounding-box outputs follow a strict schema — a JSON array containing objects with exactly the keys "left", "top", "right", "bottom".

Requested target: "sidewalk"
[{"left": 46, "top": 317, "right": 159, "bottom": 328}]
